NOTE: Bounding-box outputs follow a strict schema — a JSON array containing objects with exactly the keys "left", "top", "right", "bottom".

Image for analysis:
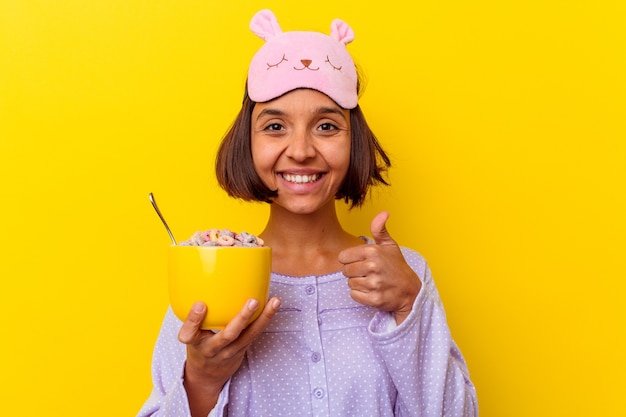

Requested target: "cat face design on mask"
[{"left": 247, "top": 9, "right": 358, "bottom": 109}]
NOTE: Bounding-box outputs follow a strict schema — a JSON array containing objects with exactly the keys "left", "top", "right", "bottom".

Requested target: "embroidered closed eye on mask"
[{"left": 247, "top": 9, "right": 358, "bottom": 109}]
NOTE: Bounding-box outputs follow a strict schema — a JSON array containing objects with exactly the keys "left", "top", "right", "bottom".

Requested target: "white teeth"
[{"left": 282, "top": 173, "right": 320, "bottom": 184}]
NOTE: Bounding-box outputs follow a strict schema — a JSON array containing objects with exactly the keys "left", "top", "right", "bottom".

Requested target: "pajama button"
[
  {"left": 305, "top": 285, "right": 315, "bottom": 295},
  {"left": 311, "top": 352, "right": 321, "bottom": 363},
  {"left": 313, "top": 388, "right": 325, "bottom": 399}
]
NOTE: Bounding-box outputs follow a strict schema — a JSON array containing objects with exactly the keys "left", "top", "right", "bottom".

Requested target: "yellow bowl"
[{"left": 168, "top": 245, "right": 272, "bottom": 330}]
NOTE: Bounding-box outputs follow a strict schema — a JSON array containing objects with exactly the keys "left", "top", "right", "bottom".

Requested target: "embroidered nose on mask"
[{"left": 296, "top": 59, "right": 319, "bottom": 71}]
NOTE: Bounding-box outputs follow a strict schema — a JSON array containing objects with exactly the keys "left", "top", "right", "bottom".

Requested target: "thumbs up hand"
[{"left": 338, "top": 211, "right": 422, "bottom": 325}]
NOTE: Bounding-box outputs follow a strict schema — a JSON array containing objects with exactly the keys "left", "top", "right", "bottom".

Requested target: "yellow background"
[{"left": 1, "top": 0, "right": 624, "bottom": 416}]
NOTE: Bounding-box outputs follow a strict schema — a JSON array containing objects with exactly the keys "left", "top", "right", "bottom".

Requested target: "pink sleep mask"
[{"left": 247, "top": 9, "right": 358, "bottom": 109}]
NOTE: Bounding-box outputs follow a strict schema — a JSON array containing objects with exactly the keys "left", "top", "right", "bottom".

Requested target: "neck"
[
  {"left": 260, "top": 202, "right": 346, "bottom": 248},
  {"left": 259, "top": 202, "right": 363, "bottom": 276}
]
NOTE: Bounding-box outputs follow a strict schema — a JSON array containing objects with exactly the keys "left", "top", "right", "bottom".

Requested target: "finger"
[
  {"left": 178, "top": 301, "right": 208, "bottom": 345},
  {"left": 338, "top": 246, "right": 362, "bottom": 265},
  {"left": 347, "top": 281, "right": 378, "bottom": 307},
  {"left": 219, "top": 298, "right": 263, "bottom": 343},
  {"left": 217, "top": 297, "right": 281, "bottom": 356},
  {"left": 346, "top": 276, "right": 368, "bottom": 291},
  {"left": 240, "top": 296, "right": 281, "bottom": 341},
  {"left": 341, "top": 260, "right": 372, "bottom": 278},
  {"left": 370, "top": 211, "right": 396, "bottom": 246}
]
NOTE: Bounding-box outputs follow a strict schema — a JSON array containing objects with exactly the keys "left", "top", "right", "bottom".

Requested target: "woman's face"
[{"left": 251, "top": 89, "right": 351, "bottom": 215}]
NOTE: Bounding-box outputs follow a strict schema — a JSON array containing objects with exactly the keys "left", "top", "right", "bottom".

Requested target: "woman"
[{"left": 139, "top": 9, "right": 477, "bottom": 417}]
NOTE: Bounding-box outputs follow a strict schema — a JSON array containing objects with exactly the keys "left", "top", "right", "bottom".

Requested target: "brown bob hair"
[{"left": 215, "top": 88, "right": 391, "bottom": 208}]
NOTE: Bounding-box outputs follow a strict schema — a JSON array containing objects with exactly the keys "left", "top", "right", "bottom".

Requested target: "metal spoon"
[{"left": 149, "top": 192, "right": 177, "bottom": 245}]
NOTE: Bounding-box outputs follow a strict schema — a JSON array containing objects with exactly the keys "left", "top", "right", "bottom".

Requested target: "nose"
[
  {"left": 301, "top": 59, "right": 312, "bottom": 67},
  {"left": 285, "top": 131, "right": 316, "bottom": 161}
]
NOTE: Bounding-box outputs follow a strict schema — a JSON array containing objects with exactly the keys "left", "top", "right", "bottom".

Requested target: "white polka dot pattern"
[{"left": 137, "top": 247, "right": 478, "bottom": 416}]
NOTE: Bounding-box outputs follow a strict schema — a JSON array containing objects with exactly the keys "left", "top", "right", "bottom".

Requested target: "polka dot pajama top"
[{"left": 138, "top": 247, "right": 478, "bottom": 416}]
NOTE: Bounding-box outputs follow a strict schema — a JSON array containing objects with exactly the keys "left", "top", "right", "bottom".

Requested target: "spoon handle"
[{"left": 149, "top": 192, "right": 177, "bottom": 245}]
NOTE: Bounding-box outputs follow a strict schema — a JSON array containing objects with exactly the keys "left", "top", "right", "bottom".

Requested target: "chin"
[{"left": 273, "top": 197, "right": 333, "bottom": 215}]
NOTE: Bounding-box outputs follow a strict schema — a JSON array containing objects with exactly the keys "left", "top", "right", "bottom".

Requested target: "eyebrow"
[{"left": 256, "top": 106, "right": 347, "bottom": 121}]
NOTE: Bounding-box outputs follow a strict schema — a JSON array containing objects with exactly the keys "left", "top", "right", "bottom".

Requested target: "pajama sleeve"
[
  {"left": 136, "top": 308, "right": 231, "bottom": 417},
  {"left": 368, "top": 248, "right": 478, "bottom": 417}
]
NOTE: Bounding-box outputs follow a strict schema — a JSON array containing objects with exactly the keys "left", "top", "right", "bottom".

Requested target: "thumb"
[
  {"left": 370, "top": 211, "right": 396, "bottom": 246},
  {"left": 178, "top": 301, "right": 207, "bottom": 344}
]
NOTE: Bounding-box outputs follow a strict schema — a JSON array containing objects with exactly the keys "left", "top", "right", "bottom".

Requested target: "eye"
[
  {"left": 318, "top": 122, "right": 338, "bottom": 132},
  {"left": 264, "top": 123, "right": 285, "bottom": 132},
  {"left": 267, "top": 54, "right": 288, "bottom": 69},
  {"left": 325, "top": 55, "right": 342, "bottom": 71}
]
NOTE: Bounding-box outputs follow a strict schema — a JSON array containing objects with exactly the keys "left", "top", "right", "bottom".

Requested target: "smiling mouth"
[{"left": 281, "top": 173, "right": 323, "bottom": 184}]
